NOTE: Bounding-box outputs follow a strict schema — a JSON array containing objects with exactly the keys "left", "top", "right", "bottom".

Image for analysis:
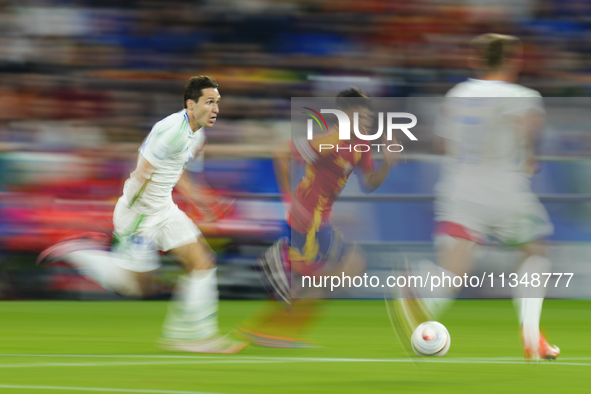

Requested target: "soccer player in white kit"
[
  {"left": 38, "top": 75, "right": 247, "bottom": 353},
  {"left": 392, "top": 34, "right": 559, "bottom": 360}
]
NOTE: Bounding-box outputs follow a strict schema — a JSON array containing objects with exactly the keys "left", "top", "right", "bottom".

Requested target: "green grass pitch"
[{"left": 0, "top": 299, "right": 589, "bottom": 394}]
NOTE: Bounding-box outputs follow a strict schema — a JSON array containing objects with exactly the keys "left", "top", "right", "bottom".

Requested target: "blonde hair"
[{"left": 470, "top": 33, "right": 522, "bottom": 71}]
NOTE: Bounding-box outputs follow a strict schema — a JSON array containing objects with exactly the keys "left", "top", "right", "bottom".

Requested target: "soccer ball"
[{"left": 411, "top": 321, "right": 451, "bottom": 357}]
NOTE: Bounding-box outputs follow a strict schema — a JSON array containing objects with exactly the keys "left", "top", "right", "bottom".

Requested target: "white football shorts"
[
  {"left": 435, "top": 174, "right": 553, "bottom": 245},
  {"left": 111, "top": 197, "right": 201, "bottom": 272}
]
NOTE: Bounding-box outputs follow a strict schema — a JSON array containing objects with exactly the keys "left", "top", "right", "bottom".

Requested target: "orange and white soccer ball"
[{"left": 411, "top": 321, "right": 451, "bottom": 357}]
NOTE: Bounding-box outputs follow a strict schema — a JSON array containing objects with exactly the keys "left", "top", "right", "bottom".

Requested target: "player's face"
[
  {"left": 354, "top": 107, "right": 374, "bottom": 135},
  {"left": 188, "top": 88, "right": 221, "bottom": 129}
]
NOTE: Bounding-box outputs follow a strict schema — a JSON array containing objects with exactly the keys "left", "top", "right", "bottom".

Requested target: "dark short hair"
[
  {"left": 471, "top": 33, "right": 522, "bottom": 71},
  {"left": 336, "top": 87, "right": 371, "bottom": 112},
  {"left": 183, "top": 75, "right": 219, "bottom": 108}
]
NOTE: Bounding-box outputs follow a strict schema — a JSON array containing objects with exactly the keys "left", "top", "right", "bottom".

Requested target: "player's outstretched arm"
[
  {"left": 176, "top": 170, "right": 234, "bottom": 222},
  {"left": 360, "top": 147, "right": 399, "bottom": 193},
  {"left": 519, "top": 108, "right": 545, "bottom": 176}
]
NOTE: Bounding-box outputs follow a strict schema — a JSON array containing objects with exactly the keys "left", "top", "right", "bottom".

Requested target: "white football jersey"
[
  {"left": 122, "top": 110, "right": 205, "bottom": 214},
  {"left": 433, "top": 79, "right": 553, "bottom": 242},
  {"left": 436, "top": 78, "right": 543, "bottom": 174}
]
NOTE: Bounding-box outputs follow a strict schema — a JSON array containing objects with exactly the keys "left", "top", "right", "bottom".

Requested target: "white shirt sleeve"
[
  {"left": 501, "top": 90, "right": 545, "bottom": 117},
  {"left": 140, "top": 116, "right": 186, "bottom": 168}
]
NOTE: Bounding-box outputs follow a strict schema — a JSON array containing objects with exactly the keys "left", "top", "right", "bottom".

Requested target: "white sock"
[
  {"left": 162, "top": 268, "right": 220, "bottom": 340},
  {"left": 521, "top": 298, "right": 544, "bottom": 350},
  {"left": 513, "top": 255, "right": 551, "bottom": 349},
  {"left": 415, "top": 260, "right": 455, "bottom": 320},
  {"left": 64, "top": 250, "right": 143, "bottom": 297}
]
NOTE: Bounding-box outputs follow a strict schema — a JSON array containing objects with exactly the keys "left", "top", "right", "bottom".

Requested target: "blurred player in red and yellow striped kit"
[{"left": 237, "top": 88, "right": 399, "bottom": 347}]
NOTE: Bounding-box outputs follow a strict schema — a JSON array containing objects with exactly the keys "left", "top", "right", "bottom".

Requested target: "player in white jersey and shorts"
[
  {"left": 391, "top": 34, "right": 559, "bottom": 360},
  {"left": 38, "top": 75, "right": 247, "bottom": 353}
]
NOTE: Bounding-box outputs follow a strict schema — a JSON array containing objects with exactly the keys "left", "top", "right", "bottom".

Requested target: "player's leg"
[
  {"left": 61, "top": 247, "right": 153, "bottom": 298},
  {"left": 236, "top": 299, "right": 322, "bottom": 348},
  {"left": 436, "top": 225, "right": 478, "bottom": 278},
  {"left": 162, "top": 237, "right": 219, "bottom": 340},
  {"left": 406, "top": 225, "right": 478, "bottom": 319},
  {"left": 387, "top": 220, "right": 480, "bottom": 356},
  {"left": 321, "top": 243, "right": 367, "bottom": 287},
  {"left": 157, "top": 208, "right": 246, "bottom": 353},
  {"left": 257, "top": 236, "right": 291, "bottom": 304},
  {"left": 241, "top": 225, "right": 362, "bottom": 347},
  {"left": 513, "top": 241, "right": 559, "bottom": 360},
  {"left": 499, "top": 194, "right": 558, "bottom": 360},
  {"left": 428, "top": 232, "right": 476, "bottom": 312},
  {"left": 37, "top": 200, "right": 160, "bottom": 298},
  {"left": 429, "top": 197, "right": 488, "bottom": 297},
  {"left": 161, "top": 238, "right": 247, "bottom": 353},
  {"left": 240, "top": 227, "right": 318, "bottom": 346}
]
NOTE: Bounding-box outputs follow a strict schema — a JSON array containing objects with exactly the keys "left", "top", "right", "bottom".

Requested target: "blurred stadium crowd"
[
  {"left": 1, "top": 0, "right": 591, "bottom": 148},
  {"left": 1, "top": 0, "right": 591, "bottom": 299}
]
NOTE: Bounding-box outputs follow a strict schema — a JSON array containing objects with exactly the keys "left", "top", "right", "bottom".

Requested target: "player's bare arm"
[
  {"left": 126, "top": 154, "right": 156, "bottom": 207},
  {"left": 132, "top": 154, "right": 156, "bottom": 180},
  {"left": 175, "top": 170, "right": 218, "bottom": 207},
  {"left": 519, "top": 108, "right": 545, "bottom": 175},
  {"left": 176, "top": 170, "right": 234, "bottom": 223},
  {"left": 360, "top": 144, "right": 399, "bottom": 192}
]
